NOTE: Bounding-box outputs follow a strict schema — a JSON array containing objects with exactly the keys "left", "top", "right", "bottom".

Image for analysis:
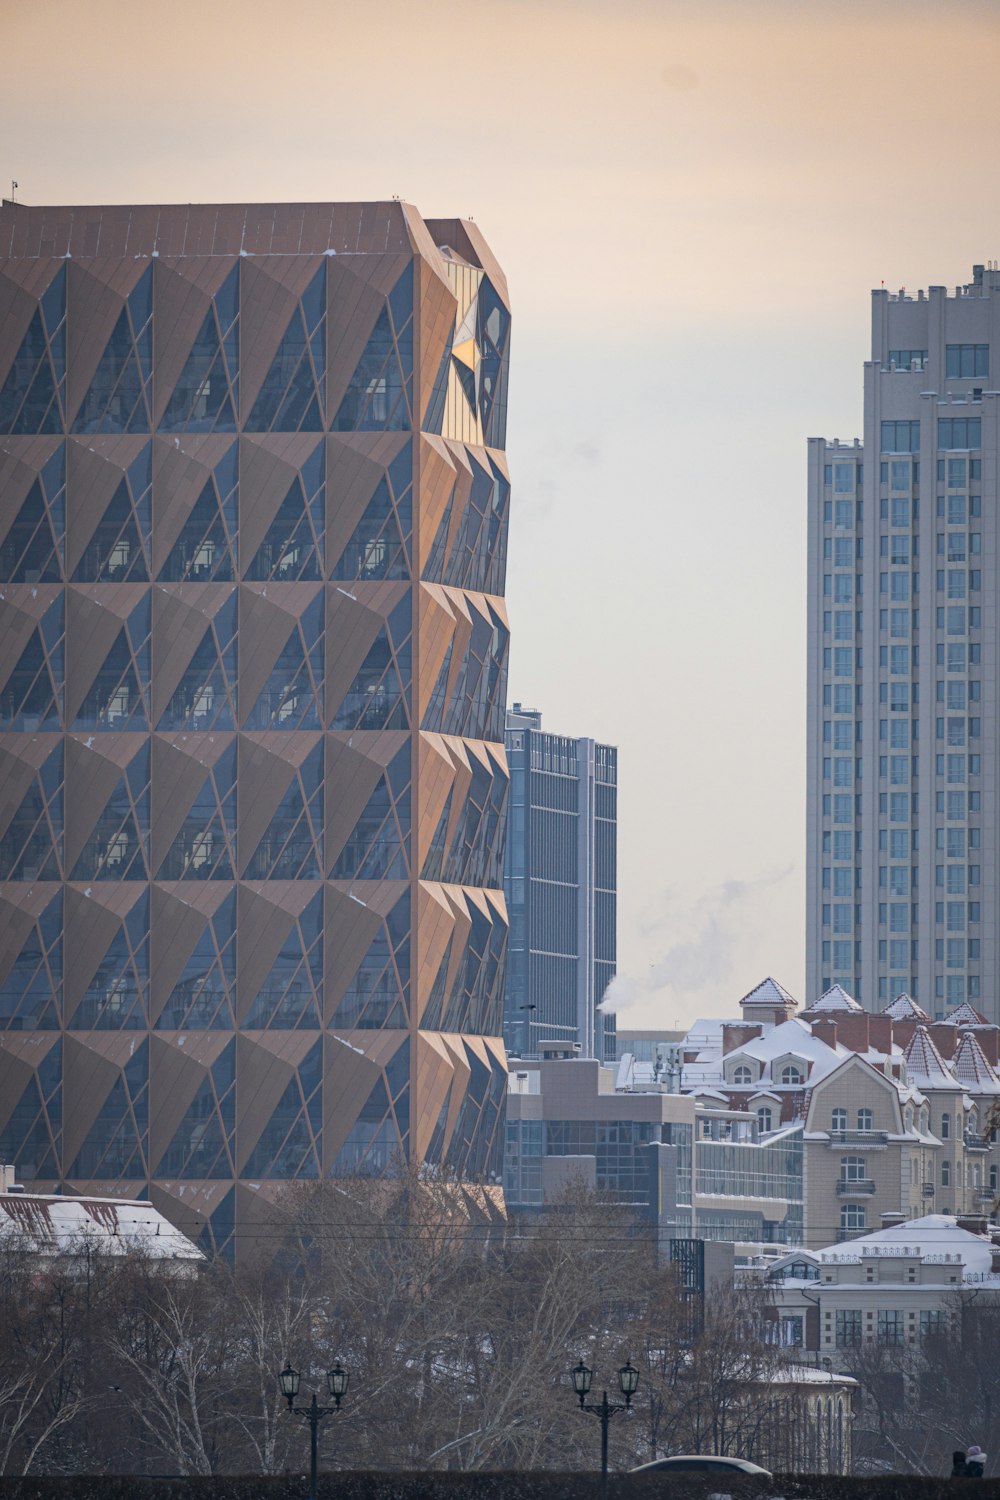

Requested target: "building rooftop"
[
  {"left": 0, "top": 1189, "right": 203, "bottom": 1262},
  {"left": 882, "top": 992, "right": 931, "bottom": 1022},
  {"left": 814, "top": 1214, "right": 996, "bottom": 1278},
  {"left": 807, "top": 984, "right": 863, "bottom": 1015},
  {"left": 903, "top": 1026, "right": 955, "bottom": 1086}
]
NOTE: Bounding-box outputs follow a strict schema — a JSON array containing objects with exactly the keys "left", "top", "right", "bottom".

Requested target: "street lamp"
[
  {"left": 279, "top": 1360, "right": 350, "bottom": 1500},
  {"left": 519, "top": 1002, "right": 536, "bottom": 1054},
  {"left": 570, "top": 1358, "right": 639, "bottom": 1500}
]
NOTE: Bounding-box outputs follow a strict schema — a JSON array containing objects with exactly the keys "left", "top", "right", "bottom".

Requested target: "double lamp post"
[
  {"left": 277, "top": 1352, "right": 637, "bottom": 1498},
  {"left": 279, "top": 1360, "right": 348, "bottom": 1500},
  {"left": 572, "top": 1357, "right": 639, "bottom": 1500}
]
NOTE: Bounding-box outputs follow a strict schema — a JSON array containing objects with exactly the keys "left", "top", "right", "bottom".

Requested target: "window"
[
  {"left": 889, "top": 350, "right": 927, "bottom": 372},
  {"left": 878, "top": 1310, "right": 904, "bottom": 1345},
  {"left": 836, "top": 1309, "right": 862, "bottom": 1347},
  {"left": 946, "top": 344, "right": 989, "bottom": 379},
  {"left": 942, "top": 1160, "right": 951, "bottom": 1186},
  {"left": 857, "top": 1108, "right": 874, "bottom": 1131},
  {"left": 780, "top": 1315, "right": 804, "bottom": 1347},
  {"left": 757, "top": 1106, "right": 773, "bottom": 1134},
  {"left": 920, "top": 1310, "right": 945, "bottom": 1337},
  {"left": 780, "top": 1064, "right": 804, "bottom": 1085},
  {"left": 941, "top": 1112, "right": 950, "bottom": 1139},
  {"left": 938, "top": 418, "right": 981, "bottom": 450},
  {"left": 840, "top": 1203, "right": 867, "bottom": 1234},
  {"left": 832, "top": 1107, "right": 847, "bottom": 1132},
  {"left": 733, "top": 1065, "right": 752, "bottom": 1085},
  {"left": 841, "top": 1155, "right": 867, "bottom": 1182},
  {"left": 833, "top": 463, "right": 855, "bottom": 493},
  {"left": 881, "top": 420, "right": 920, "bottom": 452}
]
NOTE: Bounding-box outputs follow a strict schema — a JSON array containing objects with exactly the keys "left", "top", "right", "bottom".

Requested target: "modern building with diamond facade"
[
  {"left": 807, "top": 263, "right": 1000, "bottom": 1021},
  {"left": 0, "top": 199, "right": 512, "bottom": 1255}
]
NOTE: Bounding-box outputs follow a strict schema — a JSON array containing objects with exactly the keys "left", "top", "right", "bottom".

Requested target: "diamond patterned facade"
[{"left": 0, "top": 201, "right": 511, "bottom": 1255}]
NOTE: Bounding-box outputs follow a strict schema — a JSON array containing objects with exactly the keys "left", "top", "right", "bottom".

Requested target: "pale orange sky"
[{"left": 4, "top": 0, "right": 1000, "bottom": 1024}]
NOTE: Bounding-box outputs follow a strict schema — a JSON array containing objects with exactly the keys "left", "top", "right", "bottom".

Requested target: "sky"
[{"left": 4, "top": 0, "right": 1000, "bottom": 1027}]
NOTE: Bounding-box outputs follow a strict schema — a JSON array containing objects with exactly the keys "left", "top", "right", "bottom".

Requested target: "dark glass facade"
[
  {"left": 0, "top": 201, "right": 512, "bottom": 1254},
  {"left": 503, "top": 707, "right": 617, "bottom": 1059}
]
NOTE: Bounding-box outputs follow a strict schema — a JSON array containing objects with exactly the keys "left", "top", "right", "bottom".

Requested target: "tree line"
[{"left": 1, "top": 1174, "right": 809, "bottom": 1478}]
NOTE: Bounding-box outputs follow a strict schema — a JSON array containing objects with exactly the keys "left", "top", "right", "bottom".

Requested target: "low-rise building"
[
  {"left": 504, "top": 1045, "right": 804, "bottom": 1251},
  {"left": 0, "top": 1163, "right": 203, "bottom": 1266},
  {"left": 667, "top": 979, "right": 1000, "bottom": 1246},
  {"left": 758, "top": 1213, "right": 1000, "bottom": 1358}
]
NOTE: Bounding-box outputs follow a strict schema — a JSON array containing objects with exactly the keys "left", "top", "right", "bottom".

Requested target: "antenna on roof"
[{"left": 10, "top": 181, "right": 17, "bottom": 203}]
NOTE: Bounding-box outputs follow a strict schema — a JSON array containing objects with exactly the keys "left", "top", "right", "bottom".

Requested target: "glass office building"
[
  {"left": 0, "top": 199, "right": 512, "bottom": 1253},
  {"left": 503, "top": 705, "right": 617, "bottom": 1060},
  {"left": 807, "top": 263, "right": 1000, "bottom": 1020}
]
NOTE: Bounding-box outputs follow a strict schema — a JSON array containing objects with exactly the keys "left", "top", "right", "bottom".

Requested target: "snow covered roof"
[
  {"left": 883, "top": 992, "right": 930, "bottom": 1022},
  {"left": 953, "top": 1030, "right": 1000, "bottom": 1092},
  {"left": 730, "top": 1017, "right": 846, "bottom": 1085},
  {"left": 814, "top": 1215, "right": 995, "bottom": 1278},
  {"left": 0, "top": 1192, "right": 203, "bottom": 1262},
  {"left": 903, "top": 1026, "right": 954, "bottom": 1086},
  {"left": 740, "top": 976, "right": 797, "bottom": 1009},
  {"left": 770, "top": 1365, "right": 858, "bottom": 1388},
  {"left": 949, "top": 1001, "right": 989, "bottom": 1027},
  {"left": 806, "top": 983, "right": 862, "bottom": 1014}
]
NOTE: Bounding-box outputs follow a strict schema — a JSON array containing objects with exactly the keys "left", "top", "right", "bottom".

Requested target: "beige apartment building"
[{"left": 675, "top": 978, "right": 1000, "bottom": 1248}]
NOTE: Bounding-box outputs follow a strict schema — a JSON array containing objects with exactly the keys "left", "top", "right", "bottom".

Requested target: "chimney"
[
  {"left": 834, "top": 1014, "right": 871, "bottom": 1054},
  {"left": 881, "top": 1211, "right": 906, "bottom": 1230},
  {"left": 722, "top": 1023, "right": 762, "bottom": 1056},
  {"left": 868, "top": 1016, "right": 893, "bottom": 1055},
  {"left": 956, "top": 1215, "right": 987, "bottom": 1238},
  {"left": 810, "top": 1019, "right": 838, "bottom": 1050},
  {"left": 930, "top": 1023, "right": 958, "bottom": 1059},
  {"left": 891, "top": 1019, "right": 919, "bottom": 1053}
]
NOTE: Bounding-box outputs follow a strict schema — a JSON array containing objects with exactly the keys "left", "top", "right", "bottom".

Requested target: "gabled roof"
[
  {"left": 903, "top": 1025, "right": 954, "bottom": 1086},
  {"left": 807, "top": 983, "right": 862, "bottom": 1014},
  {"left": 883, "top": 992, "right": 930, "bottom": 1022},
  {"left": 949, "top": 1001, "right": 989, "bottom": 1027},
  {"left": 952, "top": 1030, "right": 1000, "bottom": 1092},
  {"left": 739, "top": 976, "right": 797, "bottom": 1009}
]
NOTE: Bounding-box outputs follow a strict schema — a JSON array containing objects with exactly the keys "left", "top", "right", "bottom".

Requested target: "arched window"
[
  {"left": 757, "top": 1106, "right": 773, "bottom": 1134},
  {"left": 840, "top": 1155, "right": 866, "bottom": 1182},
  {"left": 832, "top": 1107, "right": 847, "bottom": 1132},
  {"left": 840, "top": 1202, "right": 866, "bottom": 1235},
  {"left": 942, "top": 1159, "right": 950, "bottom": 1187},
  {"left": 941, "top": 1111, "right": 951, "bottom": 1139},
  {"left": 857, "top": 1107, "right": 874, "bottom": 1131},
  {"left": 733, "top": 1065, "right": 752, "bottom": 1085},
  {"left": 780, "top": 1063, "right": 804, "bottom": 1085}
]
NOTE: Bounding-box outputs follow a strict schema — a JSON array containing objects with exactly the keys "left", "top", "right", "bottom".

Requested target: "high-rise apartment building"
[
  {"left": 503, "top": 705, "right": 616, "bottom": 1060},
  {"left": 808, "top": 263, "right": 1000, "bottom": 1019},
  {"left": 0, "top": 199, "right": 512, "bottom": 1253}
]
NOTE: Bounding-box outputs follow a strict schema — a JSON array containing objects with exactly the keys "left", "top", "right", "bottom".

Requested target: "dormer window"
[
  {"left": 780, "top": 1064, "right": 804, "bottom": 1086},
  {"left": 757, "top": 1106, "right": 773, "bottom": 1134},
  {"left": 733, "top": 1065, "right": 752, "bottom": 1085}
]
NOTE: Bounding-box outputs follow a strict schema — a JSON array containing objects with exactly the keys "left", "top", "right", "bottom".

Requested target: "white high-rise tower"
[{"left": 808, "top": 263, "right": 1000, "bottom": 1019}]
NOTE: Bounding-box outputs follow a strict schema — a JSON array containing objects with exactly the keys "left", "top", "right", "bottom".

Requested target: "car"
[{"left": 630, "top": 1456, "right": 773, "bottom": 1479}]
